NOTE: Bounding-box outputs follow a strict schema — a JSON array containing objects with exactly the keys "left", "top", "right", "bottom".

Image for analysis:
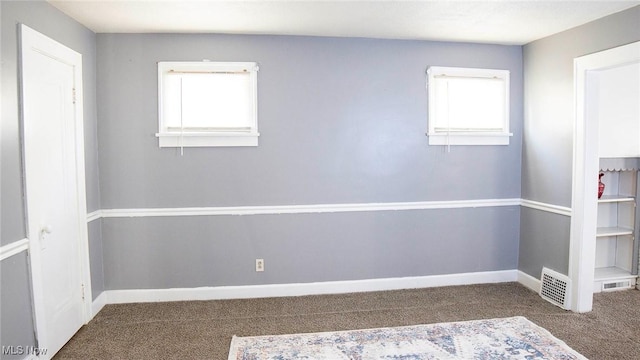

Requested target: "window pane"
[
  {"left": 163, "top": 74, "right": 183, "bottom": 128},
  {"left": 164, "top": 72, "right": 253, "bottom": 130},
  {"left": 434, "top": 77, "right": 505, "bottom": 131}
]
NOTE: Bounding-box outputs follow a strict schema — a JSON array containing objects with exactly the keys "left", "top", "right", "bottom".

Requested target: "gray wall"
[
  {"left": 88, "top": 220, "right": 105, "bottom": 299},
  {"left": 518, "top": 208, "right": 571, "bottom": 277},
  {"left": 103, "top": 207, "right": 520, "bottom": 289},
  {"left": 0, "top": 0, "right": 101, "bottom": 353},
  {"left": 519, "top": 6, "right": 640, "bottom": 278},
  {"left": 0, "top": 253, "right": 36, "bottom": 360},
  {"left": 97, "top": 33, "right": 523, "bottom": 289},
  {"left": 98, "top": 35, "right": 523, "bottom": 208}
]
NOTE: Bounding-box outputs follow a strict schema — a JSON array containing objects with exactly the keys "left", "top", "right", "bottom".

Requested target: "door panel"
[{"left": 21, "top": 25, "right": 86, "bottom": 358}]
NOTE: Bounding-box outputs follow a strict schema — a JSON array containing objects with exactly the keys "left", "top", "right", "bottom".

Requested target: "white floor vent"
[
  {"left": 539, "top": 267, "right": 571, "bottom": 310},
  {"left": 602, "top": 279, "right": 633, "bottom": 292}
]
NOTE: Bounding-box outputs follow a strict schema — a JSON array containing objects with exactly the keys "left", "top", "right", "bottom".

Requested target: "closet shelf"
[{"left": 594, "top": 266, "right": 636, "bottom": 281}]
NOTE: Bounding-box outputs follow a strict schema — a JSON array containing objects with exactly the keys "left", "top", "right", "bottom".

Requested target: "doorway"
[{"left": 570, "top": 41, "right": 640, "bottom": 313}]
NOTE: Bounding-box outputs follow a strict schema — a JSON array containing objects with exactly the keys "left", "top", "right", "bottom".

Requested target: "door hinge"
[
  {"left": 72, "top": 88, "right": 77, "bottom": 104},
  {"left": 81, "top": 284, "right": 85, "bottom": 301}
]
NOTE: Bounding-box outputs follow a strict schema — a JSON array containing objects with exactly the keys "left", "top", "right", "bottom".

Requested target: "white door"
[{"left": 20, "top": 25, "right": 90, "bottom": 358}]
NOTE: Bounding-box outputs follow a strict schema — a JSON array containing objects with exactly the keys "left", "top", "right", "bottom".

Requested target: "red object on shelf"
[{"left": 598, "top": 172, "right": 605, "bottom": 199}]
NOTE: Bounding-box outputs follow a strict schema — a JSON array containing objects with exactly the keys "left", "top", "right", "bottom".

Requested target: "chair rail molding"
[
  {"left": 86, "top": 198, "right": 522, "bottom": 221},
  {"left": 0, "top": 239, "right": 30, "bottom": 261},
  {"left": 87, "top": 210, "right": 102, "bottom": 222},
  {"left": 520, "top": 199, "right": 572, "bottom": 217},
  {"left": 85, "top": 198, "right": 575, "bottom": 222}
]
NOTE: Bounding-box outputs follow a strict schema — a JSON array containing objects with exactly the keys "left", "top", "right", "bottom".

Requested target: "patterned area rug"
[{"left": 228, "top": 316, "right": 587, "bottom": 359}]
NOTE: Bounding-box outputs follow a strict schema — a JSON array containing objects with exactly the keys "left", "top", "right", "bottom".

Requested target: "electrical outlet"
[{"left": 255, "top": 258, "right": 264, "bottom": 272}]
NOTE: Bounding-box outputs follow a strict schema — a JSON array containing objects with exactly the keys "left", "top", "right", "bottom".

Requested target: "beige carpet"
[{"left": 54, "top": 283, "right": 640, "bottom": 359}]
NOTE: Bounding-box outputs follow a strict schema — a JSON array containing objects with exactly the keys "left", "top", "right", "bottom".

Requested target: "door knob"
[
  {"left": 39, "top": 225, "right": 52, "bottom": 250},
  {"left": 40, "top": 225, "right": 52, "bottom": 239}
]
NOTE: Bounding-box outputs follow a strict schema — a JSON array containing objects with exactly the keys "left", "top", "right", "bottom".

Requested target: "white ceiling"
[{"left": 48, "top": 0, "right": 639, "bottom": 45}]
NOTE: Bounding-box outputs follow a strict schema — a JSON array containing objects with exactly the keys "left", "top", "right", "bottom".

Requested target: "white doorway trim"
[
  {"left": 19, "top": 24, "right": 92, "bottom": 355},
  {"left": 570, "top": 41, "right": 640, "bottom": 313}
]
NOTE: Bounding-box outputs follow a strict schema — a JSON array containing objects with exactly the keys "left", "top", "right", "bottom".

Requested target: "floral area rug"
[{"left": 228, "top": 316, "right": 587, "bottom": 359}]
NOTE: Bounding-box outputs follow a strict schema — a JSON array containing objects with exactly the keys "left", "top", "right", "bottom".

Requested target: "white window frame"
[
  {"left": 157, "top": 61, "right": 259, "bottom": 148},
  {"left": 427, "top": 66, "right": 511, "bottom": 146}
]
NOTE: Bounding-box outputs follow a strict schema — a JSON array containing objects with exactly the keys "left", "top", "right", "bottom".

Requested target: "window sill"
[
  {"left": 427, "top": 132, "right": 512, "bottom": 146},
  {"left": 156, "top": 132, "right": 259, "bottom": 147}
]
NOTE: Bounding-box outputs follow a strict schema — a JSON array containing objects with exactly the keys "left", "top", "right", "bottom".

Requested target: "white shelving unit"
[{"left": 594, "top": 165, "right": 639, "bottom": 292}]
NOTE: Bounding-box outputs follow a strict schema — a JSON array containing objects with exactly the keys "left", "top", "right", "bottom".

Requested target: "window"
[
  {"left": 157, "top": 61, "right": 259, "bottom": 148},
  {"left": 427, "top": 66, "right": 511, "bottom": 146}
]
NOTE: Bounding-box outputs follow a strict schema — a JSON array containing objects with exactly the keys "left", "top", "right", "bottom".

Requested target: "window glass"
[
  {"left": 427, "top": 66, "right": 510, "bottom": 146},
  {"left": 157, "top": 62, "right": 259, "bottom": 148}
]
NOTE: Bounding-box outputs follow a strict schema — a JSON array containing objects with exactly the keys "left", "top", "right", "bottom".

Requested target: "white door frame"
[
  {"left": 569, "top": 41, "right": 640, "bottom": 313},
  {"left": 19, "top": 24, "right": 92, "bottom": 353}
]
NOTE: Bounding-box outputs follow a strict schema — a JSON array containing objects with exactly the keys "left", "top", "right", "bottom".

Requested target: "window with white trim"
[
  {"left": 157, "top": 61, "right": 259, "bottom": 148},
  {"left": 427, "top": 66, "right": 511, "bottom": 146}
]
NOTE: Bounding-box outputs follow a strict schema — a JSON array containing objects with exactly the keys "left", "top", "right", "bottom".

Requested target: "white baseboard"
[
  {"left": 106, "top": 270, "right": 518, "bottom": 304},
  {"left": 90, "top": 291, "right": 107, "bottom": 319},
  {"left": 517, "top": 270, "right": 541, "bottom": 293}
]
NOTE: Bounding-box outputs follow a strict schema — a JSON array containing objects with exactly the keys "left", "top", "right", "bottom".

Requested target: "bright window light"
[
  {"left": 427, "top": 66, "right": 510, "bottom": 146},
  {"left": 157, "top": 61, "right": 259, "bottom": 148}
]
